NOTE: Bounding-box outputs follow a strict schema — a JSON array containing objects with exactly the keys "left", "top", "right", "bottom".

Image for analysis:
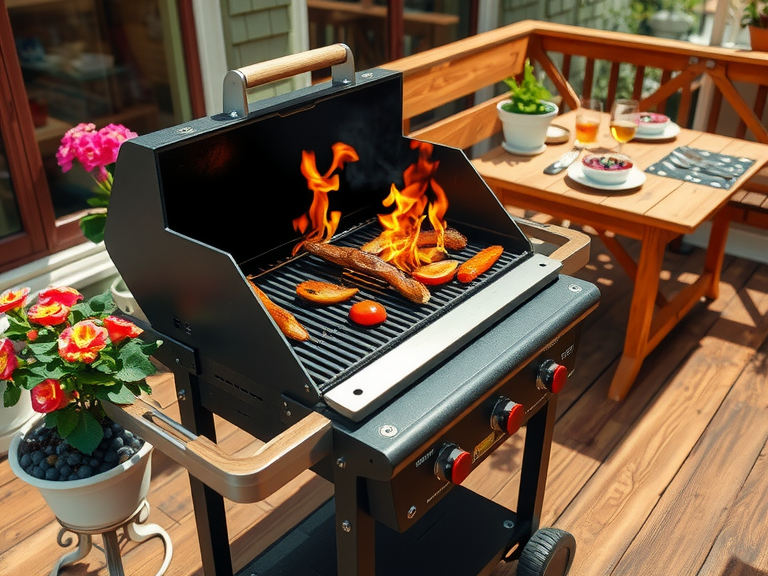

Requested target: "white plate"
[
  {"left": 546, "top": 124, "right": 570, "bottom": 144},
  {"left": 567, "top": 163, "right": 647, "bottom": 191},
  {"left": 501, "top": 141, "right": 548, "bottom": 156},
  {"left": 633, "top": 122, "right": 681, "bottom": 141}
]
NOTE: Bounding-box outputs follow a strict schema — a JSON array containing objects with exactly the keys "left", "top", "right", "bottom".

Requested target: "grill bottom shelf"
[{"left": 238, "top": 487, "right": 519, "bottom": 576}]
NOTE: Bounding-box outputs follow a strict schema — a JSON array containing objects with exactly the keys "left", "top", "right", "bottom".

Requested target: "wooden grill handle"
[
  {"left": 223, "top": 43, "right": 355, "bottom": 118},
  {"left": 103, "top": 397, "right": 332, "bottom": 503}
]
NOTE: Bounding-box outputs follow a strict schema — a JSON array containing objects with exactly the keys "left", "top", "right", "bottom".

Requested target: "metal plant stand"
[{"left": 49, "top": 500, "right": 172, "bottom": 576}]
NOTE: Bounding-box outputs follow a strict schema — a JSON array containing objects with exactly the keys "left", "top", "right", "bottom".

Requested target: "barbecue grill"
[{"left": 102, "top": 45, "right": 600, "bottom": 576}]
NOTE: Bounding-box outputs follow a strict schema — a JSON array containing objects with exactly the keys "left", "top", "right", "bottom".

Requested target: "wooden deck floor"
[{"left": 2, "top": 230, "right": 768, "bottom": 576}]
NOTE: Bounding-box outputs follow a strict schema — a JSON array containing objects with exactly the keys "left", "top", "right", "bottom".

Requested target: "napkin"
[{"left": 644, "top": 147, "right": 755, "bottom": 190}]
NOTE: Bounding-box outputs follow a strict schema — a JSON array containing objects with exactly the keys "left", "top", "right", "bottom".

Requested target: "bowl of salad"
[
  {"left": 636, "top": 112, "right": 670, "bottom": 135},
  {"left": 581, "top": 153, "right": 634, "bottom": 185}
]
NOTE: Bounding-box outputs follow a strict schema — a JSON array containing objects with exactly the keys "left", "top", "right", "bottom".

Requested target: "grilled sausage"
[{"left": 303, "top": 242, "right": 430, "bottom": 304}]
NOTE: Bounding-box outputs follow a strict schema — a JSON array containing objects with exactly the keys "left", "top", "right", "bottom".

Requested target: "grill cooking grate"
[{"left": 254, "top": 221, "right": 530, "bottom": 394}]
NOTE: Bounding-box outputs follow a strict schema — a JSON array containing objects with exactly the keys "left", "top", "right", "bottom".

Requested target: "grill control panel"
[{"left": 365, "top": 324, "right": 580, "bottom": 532}]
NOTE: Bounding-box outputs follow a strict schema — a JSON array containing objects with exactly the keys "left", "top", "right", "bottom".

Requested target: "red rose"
[
  {"left": 0, "top": 287, "right": 30, "bottom": 314},
  {"left": 0, "top": 338, "right": 19, "bottom": 380},
  {"left": 37, "top": 286, "right": 83, "bottom": 308},
  {"left": 103, "top": 315, "right": 143, "bottom": 344},
  {"left": 30, "top": 379, "right": 70, "bottom": 413},
  {"left": 28, "top": 302, "right": 70, "bottom": 327},
  {"left": 58, "top": 320, "right": 108, "bottom": 363}
]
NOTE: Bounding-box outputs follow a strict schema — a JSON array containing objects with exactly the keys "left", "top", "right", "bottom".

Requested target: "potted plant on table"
[
  {"left": 741, "top": 0, "right": 768, "bottom": 50},
  {"left": 1, "top": 285, "right": 162, "bottom": 531},
  {"left": 496, "top": 58, "right": 559, "bottom": 155}
]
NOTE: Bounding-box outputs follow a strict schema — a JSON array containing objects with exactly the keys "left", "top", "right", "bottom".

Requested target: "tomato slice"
[{"left": 349, "top": 300, "right": 387, "bottom": 326}]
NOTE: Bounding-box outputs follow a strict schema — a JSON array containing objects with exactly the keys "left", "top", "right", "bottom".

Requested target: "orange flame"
[
  {"left": 292, "top": 142, "right": 359, "bottom": 253},
  {"left": 375, "top": 141, "right": 449, "bottom": 271}
]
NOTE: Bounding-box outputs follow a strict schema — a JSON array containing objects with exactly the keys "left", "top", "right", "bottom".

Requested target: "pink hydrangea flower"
[{"left": 55, "top": 122, "right": 137, "bottom": 180}]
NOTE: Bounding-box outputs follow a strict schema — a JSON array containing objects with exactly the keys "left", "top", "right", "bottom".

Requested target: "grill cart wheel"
[{"left": 517, "top": 527, "right": 576, "bottom": 576}]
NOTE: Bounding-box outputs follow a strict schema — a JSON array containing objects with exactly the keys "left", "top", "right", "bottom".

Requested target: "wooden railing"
[{"left": 383, "top": 20, "right": 768, "bottom": 222}]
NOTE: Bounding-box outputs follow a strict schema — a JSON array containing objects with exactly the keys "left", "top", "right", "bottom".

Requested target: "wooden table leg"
[
  {"left": 703, "top": 208, "right": 733, "bottom": 301},
  {"left": 607, "top": 227, "right": 666, "bottom": 402}
]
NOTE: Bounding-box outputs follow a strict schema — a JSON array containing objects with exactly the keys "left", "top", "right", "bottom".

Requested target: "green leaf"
[
  {"left": 76, "top": 370, "right": 117, "bottom": 387},
  {"left": 54, "top": 406, "right": 80, "bottom": 438},
  {"left": 79, "top": 213, "right": 107, "bottom": 244},
  {"left": 97, "top": 383, "right": 138, "bottom": 405},
  {"left": 60, "top": 410, "right": 103, "bottom": 455},
  {"left": 115, "top": 340, "right": 158, "bottom": 382},
  {"left": 70, "top": 291, "right": 117, "bottom": 323},
  {"left": 2, "top": 314, "right": 32, "bottom": 338},
  {"left": 28, "top": 338, "right": 58, "bottom": 357},
  {"left": 3, "top": 383, "right": 22, "bottom": 408},
  {"left": 13, "top": 368, "right": 46, "bottom": 389}
]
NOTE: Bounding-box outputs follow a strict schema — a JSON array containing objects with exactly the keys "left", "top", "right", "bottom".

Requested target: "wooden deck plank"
[
  {"left": 553, "top": 263, "right": 768, "bottom": 576},
  {"left": 614, "top": 314, "right": 768, "bottom": 576}
]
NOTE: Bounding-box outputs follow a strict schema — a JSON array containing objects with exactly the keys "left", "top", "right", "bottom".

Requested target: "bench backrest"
[{"left": 383, "top": 21, "right": 768, "bottom": 153}]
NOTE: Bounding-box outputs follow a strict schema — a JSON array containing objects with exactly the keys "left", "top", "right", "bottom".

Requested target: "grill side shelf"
[{"left": 103, "top": 398, "right": 332, "bottom": 503}]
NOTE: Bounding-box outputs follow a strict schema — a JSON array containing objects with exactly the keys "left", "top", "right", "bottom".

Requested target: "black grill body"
[
  {"left": 104, "top": 51, "right": 600, "bottom": 576},
  {"left": 105, "top": 66, "right": 554, "bottom": 434}
]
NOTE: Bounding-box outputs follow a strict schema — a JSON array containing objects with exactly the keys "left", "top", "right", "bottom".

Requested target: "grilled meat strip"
[
  {"left": 248, "top": 279, "right": 310, "bottom": 341},
  {"left": 361, "top": 227, "right": 468, "bottom": 255},
  {"left": 304, "top": 242, "right": 431, "bottom": 304}
]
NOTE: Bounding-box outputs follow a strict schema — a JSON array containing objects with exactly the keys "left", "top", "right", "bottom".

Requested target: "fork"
[
  {"left": 668, "top": 153, "right": 734, "bottom": 180},
  {"left": 677, "top": 146, "right": 727, "bottom": 169},
  {"left": 671, "top": 150, "right": 734, "bottom": 178},
  {"left": 543, "top": 147, "right": 581, "bottom": 175}
]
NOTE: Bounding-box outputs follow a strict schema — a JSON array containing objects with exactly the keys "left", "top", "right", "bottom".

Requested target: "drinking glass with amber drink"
[
  {"left": 610, "top": 99, "right": 639, "bottom": 153},
  {"left": 575, "top": 97, "right": 602, "bottom": 148}
]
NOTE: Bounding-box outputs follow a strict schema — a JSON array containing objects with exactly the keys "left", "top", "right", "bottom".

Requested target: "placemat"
[{"left": 645, "top": 147, "right": 755, "bottom": 190}]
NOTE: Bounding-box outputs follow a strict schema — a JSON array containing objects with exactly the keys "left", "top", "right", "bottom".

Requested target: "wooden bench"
[{"left": 383, "top": 20, "right": 768, "bottom": 246}]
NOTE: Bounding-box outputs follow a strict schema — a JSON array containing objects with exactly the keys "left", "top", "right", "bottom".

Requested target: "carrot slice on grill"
[{"left": 457, "top": 245, "right": 504, "bottom": 283}]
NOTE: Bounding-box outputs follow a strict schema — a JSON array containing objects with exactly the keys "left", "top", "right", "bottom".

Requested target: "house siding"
[{"left": 219, "top": 0, "right": 302, "bottom": 101}]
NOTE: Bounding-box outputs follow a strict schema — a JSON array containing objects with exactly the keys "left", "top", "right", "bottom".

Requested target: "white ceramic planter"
[
  {"left": 8, "top": 417, "right": 154, "bottom": 531},
  {"left": 497, "top": 100, "right": 559, "bottom": 153},
  {"left": 648, "top": 10, "right": 694, "bottom": 40},
  {"left": 110, "top": 276, "right": 148, "bottom": 323},
  {"left": 0, "top": 383, "right": 36, "bottom": 457}
]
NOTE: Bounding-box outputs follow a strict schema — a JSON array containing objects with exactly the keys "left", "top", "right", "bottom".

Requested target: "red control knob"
[
  {"left": 539, "top": 360, "right": 568, "bottom": 393},
  {"left": 434, "top": 444, "right": 473, "bottom": 485},
  {"left": 491, "top": 399, "right": 525, "bottom": 435}
]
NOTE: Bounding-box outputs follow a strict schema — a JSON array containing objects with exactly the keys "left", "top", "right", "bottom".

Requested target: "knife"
[{"left": 544, "top": 147, "right": 581, "bottom": 175}]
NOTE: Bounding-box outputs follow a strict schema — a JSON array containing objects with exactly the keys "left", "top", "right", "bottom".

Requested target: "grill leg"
[
  {"left": 333, "top": 468, "right": 375, "bottom": 576},
  {"left": 175, "top": 370, "right": 234, "bottom": 576},
  {"left": 515, "top": 393, "right": 558, "bottom": 550}
]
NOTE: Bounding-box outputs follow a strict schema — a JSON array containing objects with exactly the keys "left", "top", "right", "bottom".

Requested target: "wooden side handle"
[
  {"left": 103, "top": 397, "right": 332, "bottom": 503},
  {"left": 223, "top": 43, "right": 355, "bottom": 118}
]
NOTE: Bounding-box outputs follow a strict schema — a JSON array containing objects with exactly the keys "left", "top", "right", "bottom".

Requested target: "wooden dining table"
[{"left": 472, "top": 110, "right": 768, "bottom": 401}]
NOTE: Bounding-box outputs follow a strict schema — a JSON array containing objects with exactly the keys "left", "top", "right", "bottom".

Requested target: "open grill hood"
[{"left": 104, "top": 51, "right": 560, "bottom": 427}]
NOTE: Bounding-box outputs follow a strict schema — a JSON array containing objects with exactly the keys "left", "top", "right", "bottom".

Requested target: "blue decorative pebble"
[{"left": 77, "top": 465, "right": 94, "bottom": 479}]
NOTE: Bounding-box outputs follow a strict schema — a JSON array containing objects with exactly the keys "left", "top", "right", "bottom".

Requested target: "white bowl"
[
  {"left": 581, "top": 154, "right": 634, "bottom": 185},
  {"left": 636, "top": 112, "right": 670, "bottom": 135}
]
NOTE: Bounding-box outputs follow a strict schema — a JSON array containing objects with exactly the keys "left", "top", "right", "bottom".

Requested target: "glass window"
[
  {"left": 2, "top": 0, "right": 189, "bottom": 272},
  {"left": 0, "top": 131, "right": 23, "bottom": 240}
]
